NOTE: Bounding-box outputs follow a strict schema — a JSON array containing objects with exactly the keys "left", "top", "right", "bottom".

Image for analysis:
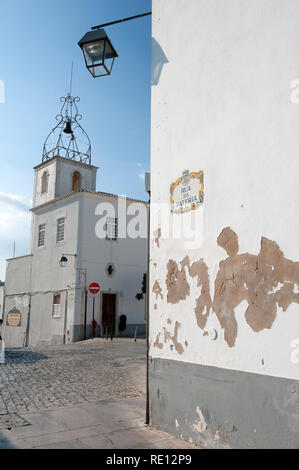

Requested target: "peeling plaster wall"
[
  {"left": 150, "top": 0, "right": 299, "bottom": 381},
  {"left": 150, "top": 0, "right": 299, "bottom": 447}
]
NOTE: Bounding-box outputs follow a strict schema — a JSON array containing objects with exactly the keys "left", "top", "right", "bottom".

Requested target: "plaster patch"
[
  {"left": 214, "top": 229, "right": 299, "bottom": 346},
  {"left": 189, "top": 259, "right": 212, "bottom": 329},
  {"left": 163, "top": 321, "right": 184, "bottom": 355},
  {"left": 154, "top": 334, "right": 163, "bottom": 350},
  {"left": 152, "top": 280, "right": 163, "bottom": 300},
  {"left": 163, "top": 227, "right": 299, "bottom": 348},
  {"left": 154, "top": 228, "right": 161, "bottom": 248},
  {"left": 193, "top": 407, "right": 207, "bottom": 433},
  {"left": 166, "top": 256, "right": 190, "bottom": 304}
]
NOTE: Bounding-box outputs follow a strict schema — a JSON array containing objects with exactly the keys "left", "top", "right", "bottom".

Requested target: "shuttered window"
[
  {"left": 56, "top": 217, "right": 65, "bottom": 243},
  {"left": 106, "top": 217, "right": 118, "bottom": 241},
  {"left": 38, "top": 224, "right": 46, "bottom": 247},
  {"left": 53, "top": 294, "right": 61, "bottom": 318}
]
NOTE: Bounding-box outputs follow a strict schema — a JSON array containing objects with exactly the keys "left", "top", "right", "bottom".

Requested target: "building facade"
[
  {"left": 149, "top": 0, "right": 299, "bottom": 449},
  {"left": 0, "top": 282, "right": 4, "bottom": 320},
  {"left": 2, "top": 97, "right": 148, "bottom": 348}
]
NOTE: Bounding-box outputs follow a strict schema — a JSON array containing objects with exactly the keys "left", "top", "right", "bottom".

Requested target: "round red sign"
[{"left": 89, "top": 283, "right": 100, "bottom": 295}]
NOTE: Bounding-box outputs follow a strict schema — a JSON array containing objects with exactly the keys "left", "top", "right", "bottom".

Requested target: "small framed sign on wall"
[
  {"left": 7, "top": 308, "right": 22, "bottom": 327},
  {"left": 170, "top": 170, "right": 204, "bottom": 214}
]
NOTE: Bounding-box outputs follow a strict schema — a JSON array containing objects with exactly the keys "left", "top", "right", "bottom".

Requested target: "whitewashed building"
[
  {"left": 2, "top": 95, "right": 148, "bottom": 347},
  {"left": 149, "top": 0, "right": 299, "bottom": 449},
  {"left": 0, "top": 282, "right": 4, "bottom": 320}
]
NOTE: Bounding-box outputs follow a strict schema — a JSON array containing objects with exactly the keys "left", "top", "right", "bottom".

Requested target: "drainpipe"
[
  {"left": 25, "top": 294, "right": 31, "bottom": 347},
  {"left": 84, "top": 288, "right": 88, "bottom": 340},
  {"left": 63, "top": 289, "right": 69, "bottom": 344}
]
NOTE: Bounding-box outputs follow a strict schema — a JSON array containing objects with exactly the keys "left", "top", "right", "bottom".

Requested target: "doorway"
[{"left": 101, "top": 293, "right": 117, "bottom": 339}]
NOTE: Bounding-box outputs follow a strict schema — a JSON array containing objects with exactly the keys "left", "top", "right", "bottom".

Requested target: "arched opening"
[
  {"left": 41, "top": 171, "right": 49, "bottom": 194},
  {"left": 72, "top": 171, "right": 81, "bottom": 191}
]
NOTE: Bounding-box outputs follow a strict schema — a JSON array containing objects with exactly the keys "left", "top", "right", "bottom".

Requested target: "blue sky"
[{"left": 0, "top": 0, "right": 152, "bottom": 279}]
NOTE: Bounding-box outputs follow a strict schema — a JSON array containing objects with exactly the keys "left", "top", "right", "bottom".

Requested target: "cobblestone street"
[
  {"left": 0, "top": 339, "right": 145, "bottom": 431},
  {"left": 0, "top": 339, "right": 195, "bottom": 449}
]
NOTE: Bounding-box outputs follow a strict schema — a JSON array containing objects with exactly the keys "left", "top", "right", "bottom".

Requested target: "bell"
[{"left": 63, "top": 120, "right": 73, "bottom": 134}]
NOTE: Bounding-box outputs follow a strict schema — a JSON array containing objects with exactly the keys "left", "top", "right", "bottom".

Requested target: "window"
[
  {"left": 52, "top": 294, "right": 61, "bottom": 318},
  {"left": 56, "top": 217, "right": 65, "bottom": 243},
  {"left": 72, "top": 171, "right": 81, "bottom": 191},
  {"left": 41, "top": 171, "right": 49, "bottom": 194},
  {"left": 106, "top": 217, "right": 118, "bottom": 241},
  {"left": 38, "top": 224, "right": 46, "bottom": 247},
  {"left": 105, "top": 263, "right": 116, "bottom": 278}
]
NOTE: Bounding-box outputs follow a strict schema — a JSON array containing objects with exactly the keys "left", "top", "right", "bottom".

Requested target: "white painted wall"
[
  {"left": 2, "top": 256, "right": 32, "bottom": 346},
  {"left": 33, "top": 158, "right": 57, "bottom": 208},
  {"left": 33, "top": 156, "right": 98, "bottom": 209},
  {"left": 55, "top": 158, "right": 97, "bottom": 199},
  {"left": 78, "top": 193, "right": 148, "bottom": 332},
  {"left": 28, "top": 196, "right": 79, "bottom": 345},
  {"left": 4, "top": 154, "right": 147, "bottom": 346},
  {"left": 150, "top": 0, "right": 299, "bottom": 380},
  {"left": 0, "top": 285, "right": 4, "bottom": 320}
]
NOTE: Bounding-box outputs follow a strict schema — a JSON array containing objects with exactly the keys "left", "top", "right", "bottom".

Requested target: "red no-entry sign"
[{"left": 89, "top": 282, "right": 100, "bottom": 295}]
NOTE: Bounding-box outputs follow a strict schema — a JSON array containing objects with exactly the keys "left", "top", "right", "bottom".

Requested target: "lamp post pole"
[
  {"left": 77, "top": 7, "right": 152, "bottom": 427},
  {"left": 59, "top": 254, "right": 88, "bottom": 341}
]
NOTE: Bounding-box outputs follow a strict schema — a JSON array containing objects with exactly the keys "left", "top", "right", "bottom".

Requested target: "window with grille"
[
  {"left": 106, "top": 217, "right": 118, "bottom": 241},
  {"left": 52, "top": 294, "right": 61, "bottom": 318},
  {"left": 56, "top": 217, "right": 65, "bottom": 243},
  {"left": 38, "top": 224, "right": 46, "bottom": 247}
]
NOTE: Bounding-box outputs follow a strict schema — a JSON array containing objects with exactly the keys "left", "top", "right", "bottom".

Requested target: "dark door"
[{"left": 102, "top": 293, "right": 116, "bottom": 337}]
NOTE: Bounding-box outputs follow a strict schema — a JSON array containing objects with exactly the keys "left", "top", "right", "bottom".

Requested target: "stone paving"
[
  {"left": 0, "top": 339, "right": 197, "bottom": 449},
  {"left": 0, "top": 339, "right": 145, "bottom": 430}
]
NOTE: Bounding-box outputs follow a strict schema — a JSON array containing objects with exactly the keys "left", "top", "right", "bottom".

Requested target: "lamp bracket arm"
[{"left": 91, "top": 11, "right": 152, "bottom": 30}]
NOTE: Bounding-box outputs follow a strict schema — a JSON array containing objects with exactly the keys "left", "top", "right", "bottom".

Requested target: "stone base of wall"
[{"left": 149, "top": 357, "right": 299, "bottom": 449}]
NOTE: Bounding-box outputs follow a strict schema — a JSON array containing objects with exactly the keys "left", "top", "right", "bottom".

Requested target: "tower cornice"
[{"left": 33, "top": 155, "right": 99, "bottom": 171}]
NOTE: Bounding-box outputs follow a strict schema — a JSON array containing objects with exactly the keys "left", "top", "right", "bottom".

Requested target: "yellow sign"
[
  {"left": 7, "top": 310, "right": 21, "bottom": 327},
  {"left": 170, "top": 170, "right": 204, "bottom": 214}
]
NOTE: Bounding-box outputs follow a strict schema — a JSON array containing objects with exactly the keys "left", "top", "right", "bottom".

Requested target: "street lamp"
[
  {"left": 59, "top": 255, "right": 68, "bottom": 268},
  {"left": 77, "top": 10, "right": 152, "bottom": 425},
  {"left": 78, "top": 29, "right": 118, "bottom": 78},
  {"left": 78, "top": 12, "right": 151, "bottom": 78},
  {"left": 59, "top": 254, "right": 77, "bottom": 268}
]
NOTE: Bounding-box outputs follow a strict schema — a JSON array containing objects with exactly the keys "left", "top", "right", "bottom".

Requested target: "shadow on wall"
[
  {"left": 152, "top": 38, "right": 169, "bottom": 86},
  {"left": 0, "top": 432, "right": 17, "bottom": 449},
  {"left": 0, "top": 349, "right": 48, "bottom": 366}
]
